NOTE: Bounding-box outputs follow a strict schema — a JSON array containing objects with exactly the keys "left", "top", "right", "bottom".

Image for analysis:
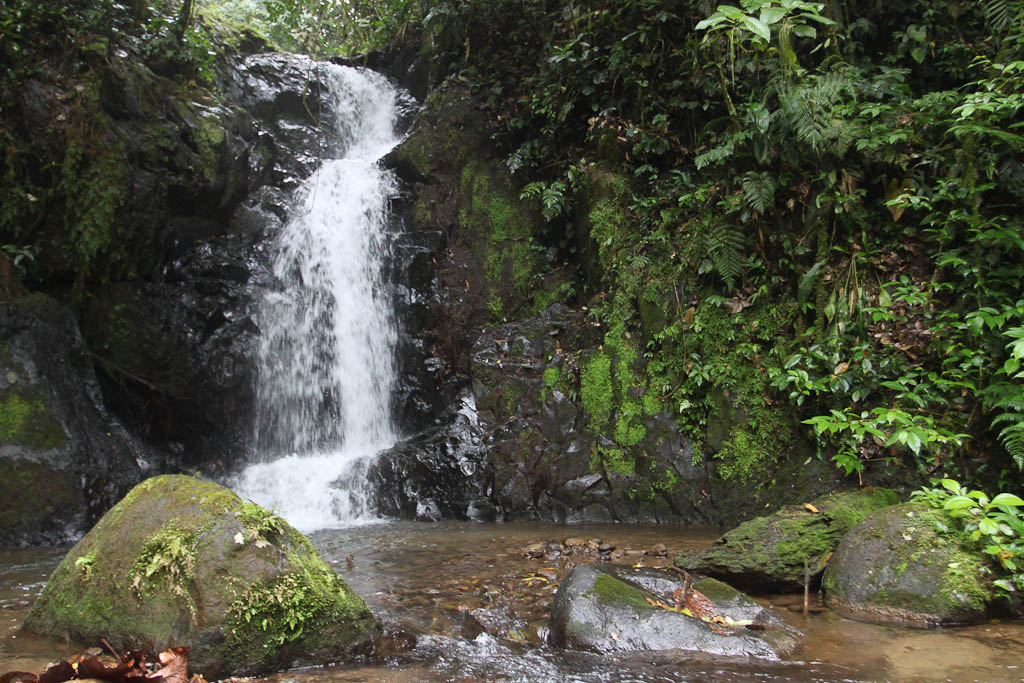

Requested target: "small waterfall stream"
[{"left": 233, "top": 64, "right": 403, "bottom": 531}]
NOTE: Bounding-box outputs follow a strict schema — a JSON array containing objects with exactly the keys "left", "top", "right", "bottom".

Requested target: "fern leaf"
[
  {"left": 705, "top": 222, "right": 745, "bottom": 289},
  {"left": 741, "top": 171, "right": 776, "bottom": 213}
]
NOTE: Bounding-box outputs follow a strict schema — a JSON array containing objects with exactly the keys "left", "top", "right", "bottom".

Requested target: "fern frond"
[
  {"left": 996, "top": 419, "right": 1024, "bottom": 470},
  {"left": 741, "top": 171, "right": 776, "bottom": 213},
  {"left": 695, "top": 142, "right": 735, "bottom": 170},
  {"left": 982, "top": 0, "right": 1024, "bottom": 31},
  {"left": 705, "top": 222, "right": 745, "bottom": 289}
]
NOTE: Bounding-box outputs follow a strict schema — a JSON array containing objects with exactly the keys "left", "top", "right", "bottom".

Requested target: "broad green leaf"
[
  {"left": 742, "top": 16, "right": 771, "bottom": 42},
  {"left": 759, "top": 7, "right": 786, "bottom": 24},
  {"left": 905, "top": 431, "right": 922, "bottom": 454},
  {"left": 978, "top": 517, "right": 1000, "bottom": 536},
  {"left": 992, "top": 493, "right": 1024, "bottom": 506},
  {"left": 942, "top": 495, "right": 977, "bottom": 510}
]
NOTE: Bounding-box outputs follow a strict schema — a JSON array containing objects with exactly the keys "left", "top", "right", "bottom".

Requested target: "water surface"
[{"left": 5, "top": 523, "right": 1022, "bottom": 682}]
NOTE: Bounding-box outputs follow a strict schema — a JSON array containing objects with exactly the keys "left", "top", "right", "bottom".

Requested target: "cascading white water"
[{"left": 233, "top": 64, "right": 403, "bottom": 531}]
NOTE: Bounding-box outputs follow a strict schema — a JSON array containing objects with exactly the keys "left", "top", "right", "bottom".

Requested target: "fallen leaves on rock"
[
  {"left": 645, "top": 586, "right": 758, "bottom": 633},
  {"left": 1, "top": 646, "right": 202, "bottom": 683}
]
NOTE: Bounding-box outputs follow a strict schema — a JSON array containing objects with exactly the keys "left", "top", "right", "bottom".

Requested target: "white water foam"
[{"left": 233, "top": 64, "right": 403, "bottom": 531}]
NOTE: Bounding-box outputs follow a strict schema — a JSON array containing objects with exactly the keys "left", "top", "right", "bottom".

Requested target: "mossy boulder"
[
  {"left": 823, "top": 502, "right": 997, "bottom": 627},
  {"left": 679, "top": 488, "right": 902, "bottom": 591},
  {"left": 549, "top": 564, "right": 798, "bottom": 657},
  {"left": 25, "top": 475, "right": 379, "bottom": 677}
]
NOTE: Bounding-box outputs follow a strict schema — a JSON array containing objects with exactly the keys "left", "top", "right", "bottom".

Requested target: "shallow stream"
[{"left": 3, "top": 522, "right": 1023, "bottom": 682}]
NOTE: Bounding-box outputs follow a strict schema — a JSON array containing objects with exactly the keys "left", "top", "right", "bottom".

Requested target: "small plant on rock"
[{"left": 912, "top": 478, "right": 1024, "bottom": 597}]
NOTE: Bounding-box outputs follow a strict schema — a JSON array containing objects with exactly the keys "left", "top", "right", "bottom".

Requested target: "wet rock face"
[
  {"left": 549, "top": 564, "right": 798, "bottom": 658},
  {"left": 823, "top": 502, "right": 997, "bottom": 627},
  {"left": 25, "top": 475, "right": 379, "bottom": 677},
  {"left": 0, "top": 295, "right": 150, "bottom": 546},
  {"left": 369, "top": 392, "right": 492, "bottom": 521},
  {"left": 679, "top": 488, "right": 902, "bottom": 592}
]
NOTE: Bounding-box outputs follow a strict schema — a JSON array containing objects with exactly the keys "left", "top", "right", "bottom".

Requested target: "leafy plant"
[
  {"left": 130, "top": 526, "right": 199, "bottom": 617},
  {"left": 912, "top": 478, "right": 1024, "bottom": 596},
  {"left": 236, "top": 502, "right": 288, "bottom": 548}
]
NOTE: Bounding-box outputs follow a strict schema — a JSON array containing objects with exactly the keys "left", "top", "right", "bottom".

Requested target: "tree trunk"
[{"left": 174, "top": 0, "right": 194, "bottom": 43}]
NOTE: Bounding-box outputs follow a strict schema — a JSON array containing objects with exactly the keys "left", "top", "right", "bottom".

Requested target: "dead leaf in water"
[{"left": 147, "top": 647, "right": 189, "bottom": 683}]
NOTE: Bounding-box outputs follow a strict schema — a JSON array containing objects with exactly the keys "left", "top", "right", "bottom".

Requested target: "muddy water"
[{"left": 3, "top": 523, "right": 1024, "bottom": 682}]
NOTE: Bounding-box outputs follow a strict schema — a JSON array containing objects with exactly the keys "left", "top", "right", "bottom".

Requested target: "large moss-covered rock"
[
  {"left": 679, "top": 488, "right": 902, "bottom": 591},
  {"left": 549, "top": 564, "right": 798, "bottom": 658},
  {"left": 25, "top": 475, "right": 379, "bottom": 677},
  {"left": 0, "top": 294, "right": 149, "bottom": 546},
  {"left": 823, "top": 502, "right": 997, "bottom": 627}
]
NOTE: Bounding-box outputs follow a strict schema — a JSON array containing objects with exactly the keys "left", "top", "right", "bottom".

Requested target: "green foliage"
[
  {"left": 912, "top": 478, "right": 1024, "bottom": 596},
  {"left": 237, "top": 503, "right": 288, "bottom": 547},
  {"left": 130, "top": 526, "right": 199, "bottom": 615},
  {"left": 580, "top": 352, "right": 613, "bottom": 433},
  {"left": 229, "top": 563, "right": 358, "bottom": 648}
]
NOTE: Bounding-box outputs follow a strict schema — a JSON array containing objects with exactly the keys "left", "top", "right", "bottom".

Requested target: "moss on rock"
[
  {"left": 25, "top": 475, "right": 378, "bottom": 677},
  {"left": 0, "top": 387, "right": 67, "bottom": 450},
  {"left": 824, "top": 502, "right": 996, "bottom": 627},
  {"left": 680, "top": 487, "right": 901, "bottom": 591}
]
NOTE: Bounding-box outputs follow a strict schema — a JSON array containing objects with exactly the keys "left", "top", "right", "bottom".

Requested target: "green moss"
[
  {"left": 26, "top": 475, "right": 377, "bottom": 675},
  {"left": 615, "top": 401, "right": 646, "bottom": 446},
  {"left": 227, "top": 559, "right": 367, "bottom": 649},
  {"left": 543, "top": 366, "right": 560, "bottom": 388},
  {"left": 824, "top": 488, "right": 901, "bottom": 532},
  {"left": 581, "top": 352, "right": 613, "bottom": 431},
  {"left": 593, "top": 444, "right": 635, "bottom": 476},
  {"left": 0, "top": 389, "right": 67, "bottom": 449},
  {"left": 588, "top": 573, "right": 652, "bottom": 611},
  {"left": 692, "top": 577, "right": 742, "bottom": 603}
]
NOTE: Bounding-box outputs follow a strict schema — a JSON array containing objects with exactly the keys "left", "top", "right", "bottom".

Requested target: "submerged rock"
[
  {"left": 549, "top": 564, "right": 798, "bottom": 658},
  {"left": 0, "top": 294, "right": 150, "bottom": 546},
  {"left": 679, "top": 488, "right": 901, "bottom": 591},
  {"left": 25, "top": 475, "right": 379, "bottom": 677},
  {"left": 823, "top": 502, "right": 997, "bottom": 627}
]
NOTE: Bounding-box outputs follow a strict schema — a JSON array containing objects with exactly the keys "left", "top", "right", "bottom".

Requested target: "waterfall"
[{"left": 233, "top": 64, "right": 403, "bottom": 531}]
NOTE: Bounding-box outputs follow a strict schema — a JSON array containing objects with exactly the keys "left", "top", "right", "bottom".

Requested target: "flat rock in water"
[
  {"left": 549, "top": 564, "right": 798, "bottom": 659},
  {"left": 824, "top": 502, "right": 997, "bottom": 627},
  {"left": 24, "top": 475, "right": 379, "bottom": 677},
  {"left": 679, "top": 488, "right": 901, "bottom": 591}
]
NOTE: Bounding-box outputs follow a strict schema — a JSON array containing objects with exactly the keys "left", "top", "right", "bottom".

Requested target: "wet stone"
[
  {"left": 524, "top": 542, "right": 545, "bottom": 558},
  {"left": 549, "top": 564, "right": 799, "bottom": 658}
]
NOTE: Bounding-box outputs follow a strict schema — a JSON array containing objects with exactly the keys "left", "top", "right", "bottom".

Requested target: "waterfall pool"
[{"left": 3, "top": 522, "right": 1022, "bottom": 682}]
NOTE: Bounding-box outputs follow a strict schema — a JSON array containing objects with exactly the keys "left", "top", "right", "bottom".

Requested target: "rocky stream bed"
[{"left": 4, "top": 522, "right": 1024, "bottom": 682}]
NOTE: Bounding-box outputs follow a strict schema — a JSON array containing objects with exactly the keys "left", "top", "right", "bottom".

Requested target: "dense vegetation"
[
  {"left": 3, "top": 0, "right": 1023, "bottom": 495},
  {"left": 371, "top": 0, "right": 1024, "bottom": 494}
]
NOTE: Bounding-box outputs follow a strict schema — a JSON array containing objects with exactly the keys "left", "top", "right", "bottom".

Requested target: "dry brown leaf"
[
  {"left": 147, "top": 647, "right": 189, "bottom": 683},
  {"left": 684, "top": 588, "right": 716, "bottom": 621}
]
